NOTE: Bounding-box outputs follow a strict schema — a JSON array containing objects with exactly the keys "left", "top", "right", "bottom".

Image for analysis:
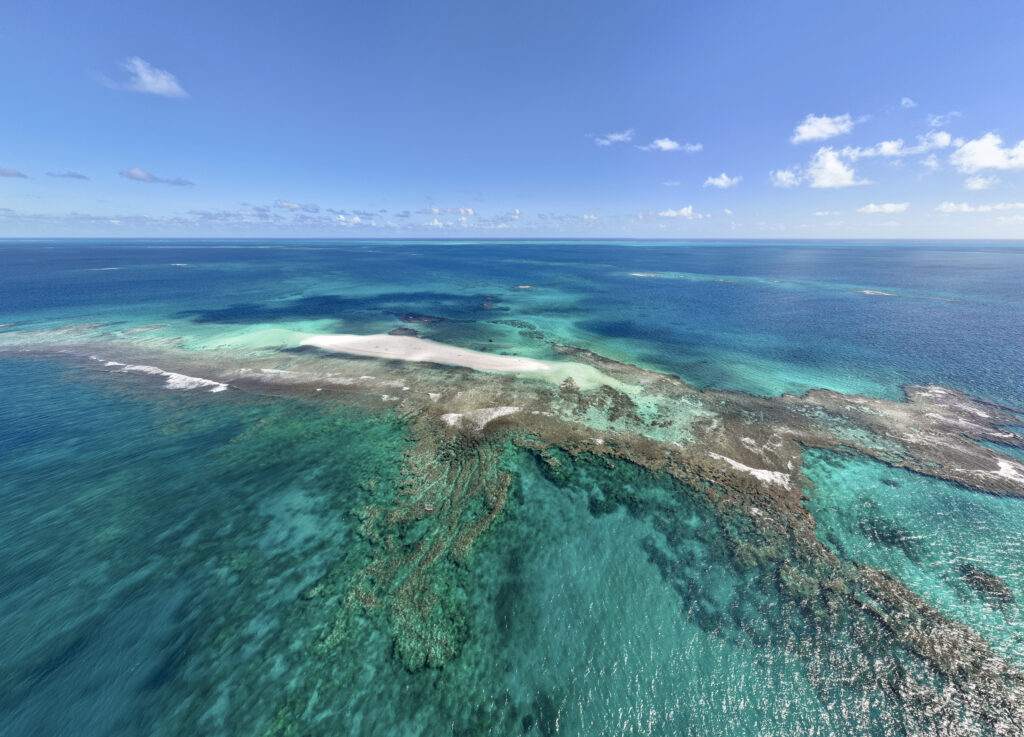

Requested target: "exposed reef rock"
[{"left": 3, "top": 323, "right": 1024, "bottom": 733}]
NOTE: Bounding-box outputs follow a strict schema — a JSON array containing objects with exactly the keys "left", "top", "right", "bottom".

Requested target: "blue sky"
[{"left": 2, "top": 0, "right": 1023, "bottom": 238}]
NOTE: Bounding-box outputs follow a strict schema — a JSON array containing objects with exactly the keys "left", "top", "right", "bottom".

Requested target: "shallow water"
[{"left": 2, "top": 240, "right": 1024, "bottom": 735}]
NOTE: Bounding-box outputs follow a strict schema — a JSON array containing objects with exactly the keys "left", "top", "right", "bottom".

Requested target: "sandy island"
[{"left": 301, "top": 334, "right": 551, "bottom": 372}]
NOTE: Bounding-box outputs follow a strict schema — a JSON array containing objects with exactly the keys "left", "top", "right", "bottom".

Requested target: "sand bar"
[{"left": 301, "top": 333, "right": 551, "bottom": 372}]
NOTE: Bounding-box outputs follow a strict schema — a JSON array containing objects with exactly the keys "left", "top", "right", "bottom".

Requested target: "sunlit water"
[{"left": 2, "top": 240, "right": 1023, "bottom": 735}]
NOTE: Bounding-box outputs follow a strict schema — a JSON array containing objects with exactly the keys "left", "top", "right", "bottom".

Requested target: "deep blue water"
[
  {"left": 3, "top": 239, "right": 1023, "bottom": 402},
  {"left": 2, "top": 239, "right": 1023, "bottom": 736}
]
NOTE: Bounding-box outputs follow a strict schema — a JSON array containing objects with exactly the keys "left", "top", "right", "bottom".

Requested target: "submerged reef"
[{"left": 3, "top": 323, "right": 1024, "bottom": 734}]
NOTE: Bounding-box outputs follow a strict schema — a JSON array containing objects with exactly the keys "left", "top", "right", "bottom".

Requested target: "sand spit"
[{"left": 301, "top": 333, "right": 551, "bottom": 372}]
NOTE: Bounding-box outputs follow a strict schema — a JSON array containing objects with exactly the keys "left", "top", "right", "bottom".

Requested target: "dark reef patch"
[
  {"left": 176, "top": 291, "right": 499, "bottom": 325},
  {"left": 958, "top": 562, "right": 1017, "bottom": 610}
]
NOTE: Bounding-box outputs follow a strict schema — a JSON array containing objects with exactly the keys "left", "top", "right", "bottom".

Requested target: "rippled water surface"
[{"left": 2, "top": 240, "right": 1023, "bottom": 735}]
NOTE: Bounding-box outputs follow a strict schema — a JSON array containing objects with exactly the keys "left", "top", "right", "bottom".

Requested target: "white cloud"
[
  {"left": 922, "top": 154, "right": 940, "bottom": 171},
  {"left": 791, "top": 114, "right": 855, "bottom": 143},
  {"left": 920, "top": 130, "right": 954, "bottom": 151},
  {"left": 657, "top": 205, "right": 708, "bottom": 219},
  {"left": 121, "top": 57, "right": 187, "bottom": 98},
  {"left": 639, "top": 138, "right": 702, "bottom": 152},
  {"left": 770, "top": 168, "right": 801, "bottom": 188},
  {"left": 964, "top": 175, "right": 998, "bottom": 190},
  {"left": 950, "top": 133, "right": 1024, "bottom": 173},
  {"left": 858, "top": 202, "right": 909, "bottom": 214},
  {"left": 900, "top": 97, "right": 917, "bottom": 109},
  {"left": 416, "top": 205, "right": 475, "bottom": 216},
  {"left": 663, "top": 180, "right": 680, "bottom": 187},
  {"left": 424, "top": 218, "right": 446, "bottom": 228},
  {"left": 703, "top": 172, "right": 741, "bottom": 189},
  {"left": 275, "top": 199, "right": 320, "bottom": 213},
  {"left": 723, "top": 209, "right": 733, "bottom": 215},
  {"left": 841, "top": 131, "right": 953, "bottom": 161},
  {"left": 582, "top": 213, "right": 597, "bottom": 221},
  {"left": 475, "top": 208, "right": 521, "bottom": 228},
  {"left": 935, "top": 201, "right": 1024, "bottom": 214},
  {"left": 119, "top": 167, "right": 193, "bottom": 186},
  {"left": 806, "top": 147, "right": 865, "bottom": 188},
  {"left": 927, "top": 111, "right": 961, "bottom": 128},
  {"left": 594, "top": 129, "right": 634, "bottom": 146},
  {"left": 814, "top": 210, "right": 841, "bottom": 216},
  {"left": 47, "top": 171, "right": 90, "bottom": 180}
]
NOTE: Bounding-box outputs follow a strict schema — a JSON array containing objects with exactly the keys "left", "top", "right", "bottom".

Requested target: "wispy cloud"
[
  {"left": 476, "top": 208, "right": 521, "bottom": 228},
  {"left": 964, "top": 175, "right": 997, "bottom": 190},
  {"left": 417, "top": 205, "right": 477, "bottom": 216},
  {"left": 1, "top": 168, "right": 28, "bottom": 178},
  {"left": 662, "top": 180, "right": 680, "bottom": 187},
  {"left": 119, "top": 167, "right": 194, "bottom": 186},
  {"left": 791, "top": 114, "right": 855, "bottom": 143},
  {"left": 639, "top": 138, "right": 702, "bottom": 152},
  {"left": 336, "top": 214, "right": 369, "bottom": 226},
  {"left": 593, "top": 128, "right": 634, "bottom": 146},
  {"left": 935, "top": 201, "right": 1024, "bottom": 213},
  {"left": 47, "top": 171, "right": 90, "bottom": 180},
  {"left": 118, "top": 57, "right": 188, "bottom": 98},
  {"left": 657, "top": 205, "right": 708, "bottom": 219},
  {"left": 900, "top": 97, "right": 917, "bottom": 109},
  {"left": 858, "top": 202, "right": 909, "bottom": 214},
  {"left": 841, "top": 131, "right": 954, "bottom": 161},
  {"left": 927, "top": 111, "right": 961, "bottom": 128},
  {"left": 950, "top": 133, "right": 1024, "bottom": 173},
  {"left": 275, "top": 199, "right": 320, "bottom": 213},
  {"left": 814, "top": 211, "right": 842, "bottom": 216},
  {"left": 703, "top": 172, "right": 741, "bottom": 189}
]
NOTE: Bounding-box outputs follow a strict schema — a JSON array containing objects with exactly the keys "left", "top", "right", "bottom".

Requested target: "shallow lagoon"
[{"left": 2, "top": 240, "right": 1024, "bottom": 735}]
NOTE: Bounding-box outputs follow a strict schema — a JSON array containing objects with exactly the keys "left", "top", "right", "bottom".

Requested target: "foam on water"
[
  {"left": 3, "top": 240, "right": 1024, "bottom": 735},
  {"left": 92, "top": 357, "right": 229, "bottom": 392}
]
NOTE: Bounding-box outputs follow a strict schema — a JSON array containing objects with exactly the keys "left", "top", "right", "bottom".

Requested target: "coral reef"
[{"left": 3, "top": 322, "right": 1024, "bottom": 732}]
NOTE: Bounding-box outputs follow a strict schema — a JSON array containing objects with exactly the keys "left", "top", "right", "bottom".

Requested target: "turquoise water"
[
  {"left": 4, "top": 240, "right": 1024, "bottom": 401},
  {"left": 805, "top": 449, "right": 1024, "bottom": 670},
  {"left": 2, "top": 240, "right": 1024, "bottom": 735}
]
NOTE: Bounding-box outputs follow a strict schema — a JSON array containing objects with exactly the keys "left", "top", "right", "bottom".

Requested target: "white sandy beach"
[{"left": 301, "top": 333, "right": 551, "bottom": 372}]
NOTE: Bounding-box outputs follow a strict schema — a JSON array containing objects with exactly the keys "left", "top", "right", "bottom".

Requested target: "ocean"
[{"left": 2, "top": 239, "right": 1023, "bottom": 736}]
